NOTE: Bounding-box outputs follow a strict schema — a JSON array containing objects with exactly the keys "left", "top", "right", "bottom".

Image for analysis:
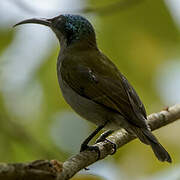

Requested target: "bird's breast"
[{"left": 57, "top": 68, "right": 106, "bottom": 126}]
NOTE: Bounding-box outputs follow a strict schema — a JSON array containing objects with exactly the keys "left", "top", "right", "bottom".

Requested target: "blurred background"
[{"left": 0, "top": 0, "right": 180, "bottom": 179}]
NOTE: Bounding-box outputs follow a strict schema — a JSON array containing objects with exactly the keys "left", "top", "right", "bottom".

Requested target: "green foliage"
[{"left": 0, "top": 30, "right": 14, "bottom": 55}]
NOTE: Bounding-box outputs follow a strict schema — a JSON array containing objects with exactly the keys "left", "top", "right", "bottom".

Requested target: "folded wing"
[{"left": 62, "top": 62, "right": 148, "bottom": 129}]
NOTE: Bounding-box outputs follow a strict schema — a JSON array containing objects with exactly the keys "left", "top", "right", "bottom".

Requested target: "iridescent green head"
[
  {"left": 14, "top": 14, "right": 96, "bottom": 46},
  {"left": 52, "top": 14, "right": 95, "bottom": 44}
]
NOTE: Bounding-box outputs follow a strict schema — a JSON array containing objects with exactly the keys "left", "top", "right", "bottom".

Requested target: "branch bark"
[{"left": 0, "top": 104, "right": 180, "bottom": 180}]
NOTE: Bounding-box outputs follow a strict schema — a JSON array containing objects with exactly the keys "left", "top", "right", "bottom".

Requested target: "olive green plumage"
[{"left": 14, "top": 14, "right": 172, "bottom": 163}]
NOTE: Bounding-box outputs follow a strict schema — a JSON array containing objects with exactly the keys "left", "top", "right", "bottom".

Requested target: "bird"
[{"left": 14, "top": 14, "right": 172, "bottom": 163}]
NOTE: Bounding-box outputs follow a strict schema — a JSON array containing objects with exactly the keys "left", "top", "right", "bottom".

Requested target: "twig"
[
  {"left": 0, "top": 160, "right": 63, "bottom": 180},
  {"left": 0, "top": 104, "right": 180, "bottom": 180}
]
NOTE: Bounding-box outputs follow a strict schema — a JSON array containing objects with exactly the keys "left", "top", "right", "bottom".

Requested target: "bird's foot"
[
  {"left": 95, "top": 129, "right": 114, "bottom": 144},
  {"left": 80, "top": 144, "right": 101, "bottom": 170},
  {"left": 95, "top": 138, "right": 117, "bottom": 155},
  {"left": 80, "top": 144, "right": 101, "bottom": 160},
  {"left": 95, "top": 136, "right": 105, "bottom": 144},
  {"left": 105, "top": 139, "right": 117, "bottom": 155}
]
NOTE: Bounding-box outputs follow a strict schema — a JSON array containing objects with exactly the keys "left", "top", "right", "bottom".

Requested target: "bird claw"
[
  {"left": 95, "top": 137, "right": 105, "bottom": 144},
  {"left": 95, "top": 136, "right": 117, "bottom": 155},
  {"left": 80, "top": 144, "right": 101, "bottom": 170},
  {"left": 80, "top": 144, "right": 101, "bottom": 160},
  {"left": 104, "top": 139, "right": 117, "bottom": 155}
]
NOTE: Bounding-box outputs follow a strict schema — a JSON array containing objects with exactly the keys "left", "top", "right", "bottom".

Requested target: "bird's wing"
[
  {"left": 120, "top": 74, "right": 147, "bottom": 119},
  {"left": 61, "top": 62, "right": 148, "bottom": 128}
]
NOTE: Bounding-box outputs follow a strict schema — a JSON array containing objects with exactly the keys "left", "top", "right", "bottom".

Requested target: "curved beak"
[{"left": 13, "top": 18, "right": 51, "bottom": 28}]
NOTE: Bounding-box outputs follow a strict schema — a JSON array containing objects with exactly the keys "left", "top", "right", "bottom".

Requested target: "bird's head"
[{"left": 14, "top": 14, "right": 96, "bottom": 48}]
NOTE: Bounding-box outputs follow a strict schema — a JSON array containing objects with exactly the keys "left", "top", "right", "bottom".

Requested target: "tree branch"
[{"left": 0, "top": 104, "right": 180, "bottom": 180}]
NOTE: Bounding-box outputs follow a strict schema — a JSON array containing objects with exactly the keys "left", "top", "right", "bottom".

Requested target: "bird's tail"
[{"left": 132, "top": 127, "right": 172, "bottom": 163}]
